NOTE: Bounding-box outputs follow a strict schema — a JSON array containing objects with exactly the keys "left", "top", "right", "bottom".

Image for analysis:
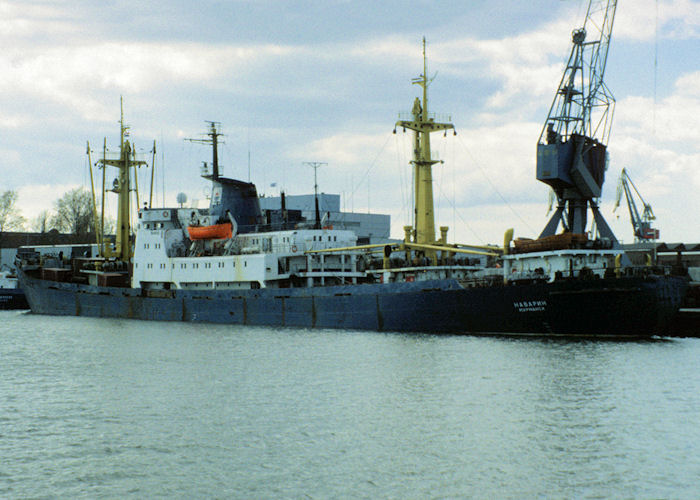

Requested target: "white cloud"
[
  {"left": 350, "top": 18, "right": 572, "bottom": 111},
  {"left": 674, "top": 71, "right": 700, "bottom": 97},
  {"left": 0, "top": 113, "right": 29, "bottom": 128},
  {"left": 291, "top": 132, "right": 391, "bottom": 166},
  {"left": 614, "top": 70, "right": 700, "bottom": 146},
  {"left": 16, "top": 183, "right": 81, "bottom": 223},
  {"left": 0, "top": 42, "right": 296, "bottom": 121},
  {"left": 0, "top": 1, "right": 74, "bottom": 39},
  {"left": 615, "top": 0, "right": 700, "bottom": 41},
  {"left": 603, "top": 66, "right": 700, "bottom": 242}
]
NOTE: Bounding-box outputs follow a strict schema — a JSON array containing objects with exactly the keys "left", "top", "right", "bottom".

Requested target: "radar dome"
[{"left": 176, "top": 192, "right": 188, "bottom": 207}]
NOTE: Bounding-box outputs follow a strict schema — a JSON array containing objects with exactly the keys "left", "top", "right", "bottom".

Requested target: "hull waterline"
[{"left": 18, "top": 269, "right": 687, "bottom": 338}]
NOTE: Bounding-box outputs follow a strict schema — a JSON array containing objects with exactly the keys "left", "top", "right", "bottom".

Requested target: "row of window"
[
  {"left": 143, "top": 235, "right": 338, "bottom": 251},
  {"left": 145, "top": 263, "right": 168, "bottom": 269},
  {"left": 137, "top": 260, "right": 248, "bottom": 269},
  {"left": 179, "top": 262, "right": 246, "bottom": 269},
  {"left": 142, "top": 222, "right": 167, "bottom": 230},
  {"left": 244, "top": 236, "right": 328, "bottom": 245}
]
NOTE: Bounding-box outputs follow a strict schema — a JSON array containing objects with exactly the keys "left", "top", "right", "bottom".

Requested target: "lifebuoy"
[
  {"left": 162, "top": 211, "right": 168, "bottom": 217},
  {"left": 291, "top": 245, "right": 297, "bottom": 253}
]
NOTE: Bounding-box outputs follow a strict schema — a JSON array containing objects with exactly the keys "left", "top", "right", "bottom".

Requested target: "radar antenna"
[{"left": 186, "top": 121, "right": 224, "bottom": 179}]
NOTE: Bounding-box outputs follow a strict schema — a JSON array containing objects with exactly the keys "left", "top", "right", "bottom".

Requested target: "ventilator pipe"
[
  {"left": 503, "top": 228, "right": 514, "bottom": 255},
  {"left": 440, "top": 226, "right": 449, "bottom": 244},
  {"left": 383, "top": 244, "right": 392, "bottom": 270}
]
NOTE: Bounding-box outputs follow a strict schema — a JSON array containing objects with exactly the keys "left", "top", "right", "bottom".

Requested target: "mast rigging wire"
[
  {"left": 348, "top": 133, "right": 392, "bottom": 211},
  {"left": 455, "top": 135, "right": 537, "bottom": 236}
]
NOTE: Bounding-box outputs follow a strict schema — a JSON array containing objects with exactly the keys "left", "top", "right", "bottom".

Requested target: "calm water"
[{"left": 1, "top": 310, "right": 700, "bottom": 498}]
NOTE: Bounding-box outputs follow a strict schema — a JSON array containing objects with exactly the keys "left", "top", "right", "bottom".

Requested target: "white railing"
[{"left": 397, "top": 112, "right": 452, "bottom": 123}]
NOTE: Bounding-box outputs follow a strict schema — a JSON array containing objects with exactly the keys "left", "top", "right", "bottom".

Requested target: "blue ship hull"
[{"left": 18, "top": 270, "right": 687, "bottom": 337}]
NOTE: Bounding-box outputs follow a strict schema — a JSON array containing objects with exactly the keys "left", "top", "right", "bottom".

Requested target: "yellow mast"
[
  {"left": 97, "top": 98, "right": 146, "bottom": 261},
  {"left": 313, "top": 41, "right": 506, "bottom": 266},
  {"left": 395, "top": 38, "right": 455, "bottom": 262}
]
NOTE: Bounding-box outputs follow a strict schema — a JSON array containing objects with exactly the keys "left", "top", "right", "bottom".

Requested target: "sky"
[{"left": 1, "top": 0, "right": 698, "bottom": 246}]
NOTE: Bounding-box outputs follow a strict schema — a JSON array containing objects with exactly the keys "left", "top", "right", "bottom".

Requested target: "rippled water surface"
[{"left": 2, "top": 310, "right": 700, "bottom": 498}]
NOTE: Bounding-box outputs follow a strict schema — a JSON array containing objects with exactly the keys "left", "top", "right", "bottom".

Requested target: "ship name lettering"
[{"left": 513, "top": 300, "right": 547, "bottom": 312}]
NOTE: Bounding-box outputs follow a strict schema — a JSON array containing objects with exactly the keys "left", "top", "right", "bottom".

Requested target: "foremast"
[
  {"left": 395, "top": 38, "right": 455, "bottom": 262},
  {"left": 96, "top": 98, "right": 147, "bottom": 261}
]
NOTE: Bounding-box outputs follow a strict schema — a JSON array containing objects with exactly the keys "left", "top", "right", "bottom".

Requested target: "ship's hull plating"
[
  {"left": 18, "top": 270, "right": 687, "bottom": 337},
  {"left": 0, "top": 289, "right": 29, "bottom": 310}
]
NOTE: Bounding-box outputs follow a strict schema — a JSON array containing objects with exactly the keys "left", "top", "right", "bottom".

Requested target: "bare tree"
[
  {"left": 51, "top": 187, "right": 94, "bottom": 235},
  {"left": 32, "top": 210, "right": 52, "bottom": 233},
  {"left": 0, "top": 190, "right": 26, "bottom": 232}
]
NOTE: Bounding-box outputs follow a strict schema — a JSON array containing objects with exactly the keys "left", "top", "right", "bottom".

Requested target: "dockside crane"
[
  {"left": 536, "top": 0, "right": 620, "bottom": 247},
  {"left": 613, "top": 168, "right": 659, "bottom": 241}
]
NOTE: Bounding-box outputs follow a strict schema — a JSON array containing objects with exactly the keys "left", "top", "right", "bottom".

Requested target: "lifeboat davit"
[{"left": 187, "top": 222, "right": 233, "bottom": 240}]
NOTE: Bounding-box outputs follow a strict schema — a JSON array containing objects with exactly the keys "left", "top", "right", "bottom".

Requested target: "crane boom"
[
  {"left": 614, "top": 168, "right": 659, "bottom": 241},
  {"left": 539, "top": 0, "right": 617, "bottom": 145}
]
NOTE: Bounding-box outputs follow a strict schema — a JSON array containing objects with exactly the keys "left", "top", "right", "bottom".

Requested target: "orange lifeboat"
[{"left": 187, "top": 223, "right": 233, "bottom": 240}]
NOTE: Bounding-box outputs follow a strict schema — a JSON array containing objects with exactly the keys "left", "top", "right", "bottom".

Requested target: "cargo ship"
[
  {"left": 16, "top": 18, "right": 688, "bottom": 337},
  {"left": 0, "top": 270, "right": 28, "bottom": 309}
]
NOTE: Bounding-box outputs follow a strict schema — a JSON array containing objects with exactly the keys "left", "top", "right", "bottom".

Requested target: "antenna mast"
[
  {"left": 304, "top": 161, "right": 327, "bottom": 229},
  {"left": 186, "top": 121, "right": 224, "bottom": 179}
]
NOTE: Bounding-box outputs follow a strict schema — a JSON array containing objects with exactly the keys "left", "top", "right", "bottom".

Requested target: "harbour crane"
[
  {"left": 536, "top": 0, "right": 620, "bottom": 247},
  {"left": 613, "top": 168, "right": 659, "bottom": 241}
]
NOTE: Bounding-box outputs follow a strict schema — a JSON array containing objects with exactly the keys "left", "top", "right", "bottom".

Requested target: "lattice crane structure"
[
  {"left": 614, "top": 168, "right": 659, "bottom": 242},
  {"left": 536, "top": 0, "right": 620, "bottom": 245}
]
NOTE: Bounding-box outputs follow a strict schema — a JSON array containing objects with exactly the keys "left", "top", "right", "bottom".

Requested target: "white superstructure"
[
  {"left": 503, "top": 248, "right": 620, "bottom": 283},
  {"left": 132, "top": 208, "right": 363, "bottom": 290}
]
